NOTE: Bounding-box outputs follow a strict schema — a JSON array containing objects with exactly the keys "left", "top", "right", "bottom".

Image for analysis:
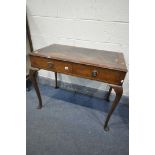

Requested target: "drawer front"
[
  {"left": 30, "top": 55, "right": 72, "bottom": 74},
  {"left": 98, "top": 68, "right": 124, "bottom": 85},
  {"left": 72, "top": 63, "right": 125, "bottom": 85},
  {"left": 30, "top": 56, "right": 55, "bottom": 70}
]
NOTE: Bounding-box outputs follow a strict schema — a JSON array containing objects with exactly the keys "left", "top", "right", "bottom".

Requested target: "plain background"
[{"left": 0, "top": 0, "right": 155, "bottom": 155}]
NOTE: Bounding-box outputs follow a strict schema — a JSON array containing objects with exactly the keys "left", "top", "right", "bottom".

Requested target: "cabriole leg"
[
  {"left": 104, "top": 86, "right": 123, "bottom": 131},
  {"left": 29, "top": 69, "right": 42, "bottom": 109}
]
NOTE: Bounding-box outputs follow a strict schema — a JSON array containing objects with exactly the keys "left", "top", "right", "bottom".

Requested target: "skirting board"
[{"left": 38, "top": 75, "right": 129, "bottom": 104}]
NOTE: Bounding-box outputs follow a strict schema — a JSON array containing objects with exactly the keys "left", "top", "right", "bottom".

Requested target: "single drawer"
[
  {"left": 30, "top": 55, "right": 72, "bottom": 74},
  {"left": 98, "top": 68, "right": 125, "bottom": 85},
  {"left": 30, "top": 55, "right": 55, "bottom": 71},
  {"left": 72, "top": 63, "right": 125, "bottom": 85}
]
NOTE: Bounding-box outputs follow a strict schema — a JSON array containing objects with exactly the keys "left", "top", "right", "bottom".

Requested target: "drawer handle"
[
  {"left": 64, "top": 66, "right": 69, "bottom": 70},
  {"left": 92, "top": 70, "right": 98, "bottom": 77},
  {"left": 47, "top": 62, "right": 54, "bottom": 68}
]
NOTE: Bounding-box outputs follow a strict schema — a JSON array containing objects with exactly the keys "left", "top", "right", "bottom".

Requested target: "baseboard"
[{"left": 38, "top": 75, "right": 129, "bottom": 104}]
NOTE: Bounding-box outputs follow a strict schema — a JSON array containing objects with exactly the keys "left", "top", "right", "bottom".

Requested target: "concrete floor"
[{"left": 26, "top": 84, "right": 129, "bottom": 155}]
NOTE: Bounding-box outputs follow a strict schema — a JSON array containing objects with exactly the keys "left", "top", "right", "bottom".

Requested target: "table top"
[{"left": 30, "top": 44, "right": 127, "bottom": 72}]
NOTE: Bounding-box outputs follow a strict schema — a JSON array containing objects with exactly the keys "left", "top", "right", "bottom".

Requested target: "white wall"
[{"left": 27, "top": 0, "right": 129, "bottom": 96}]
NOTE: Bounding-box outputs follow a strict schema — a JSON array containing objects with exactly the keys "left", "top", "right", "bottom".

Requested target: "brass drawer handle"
[
  {"left": 92, "top": 70, "right": 98, "bottom": 77},
  {"left": 47, "top": 62, "right": 54, "bottom": 68}
]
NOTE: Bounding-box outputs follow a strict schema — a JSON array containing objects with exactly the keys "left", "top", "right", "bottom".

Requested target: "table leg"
[
  {"left": 29, "top": 69, "right": 42, "bottom": 109},
  {"left": 104, "top": 85, "right": 123, "bottom": 131},
  {"left": 54, "top": 72, "right": 59, "bottom": 88},
  {"left": 104, "top": 86, "right": 112, "bottom": 101}
]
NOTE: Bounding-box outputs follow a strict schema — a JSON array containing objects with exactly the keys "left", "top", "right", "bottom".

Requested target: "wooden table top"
[{"left": 30, "top": 44, "right": 127, "bottom": 72}]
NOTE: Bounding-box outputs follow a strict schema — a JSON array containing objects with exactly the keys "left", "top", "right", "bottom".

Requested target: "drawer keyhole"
[
  {"left": 47, "top": 62, "right": 53, "bottom": 68},
  {"left": 92, "top": 70, "right": 98, "bottom": 77}
]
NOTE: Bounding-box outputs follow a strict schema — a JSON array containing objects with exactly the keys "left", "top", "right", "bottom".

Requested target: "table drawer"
[
  {"left": 30, "top": 56, "right": 55, "bottom": 70},
  {"left": 72, "top": 63, "right": 125, "bottom": 85},
  {"left": 98, "top": 68, "right": 125, "bottom": 85},
  {"left": 30, "top": 55, "right": 72, "bottom": 74}
]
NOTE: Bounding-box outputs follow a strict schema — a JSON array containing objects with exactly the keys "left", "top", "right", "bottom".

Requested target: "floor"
[{"left": 26, "top": 84, "right": 129, "bottom": 155}]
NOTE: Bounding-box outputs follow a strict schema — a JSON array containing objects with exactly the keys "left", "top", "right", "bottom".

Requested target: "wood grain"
[
  {"left": 30, "top": 44, "right": 127, "bottom": 72},
  {"left": 30, "top": 55, "right": 126, "bottom": 85}
]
